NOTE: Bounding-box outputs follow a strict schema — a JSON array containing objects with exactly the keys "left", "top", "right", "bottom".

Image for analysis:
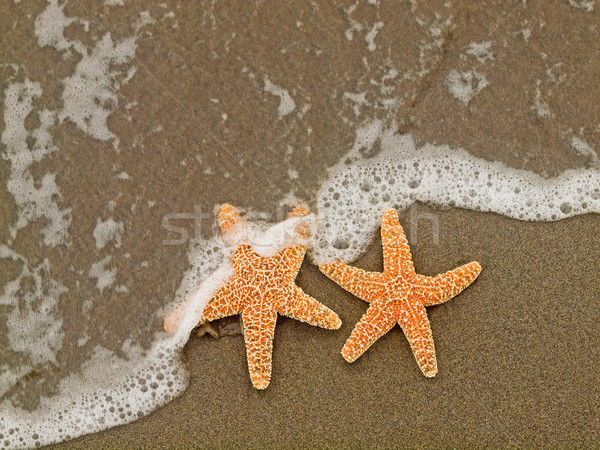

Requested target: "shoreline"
[{"left": 54, "top": 207, "right": 600, "bottom": 448}]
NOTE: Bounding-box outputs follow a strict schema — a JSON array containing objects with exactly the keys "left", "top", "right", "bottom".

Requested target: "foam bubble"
[
  {"left": 0, "top": 339, "right": 188, "bottom": 450},
  {"left": 1, "top": 80, "right": 71, "bottom": 247},
  {"left": 35, "top": 1, "right": 150, "bottom": 146},
  {"left": 365, "top": 22, "right": 383, "bottom": 51},
  {"left": 59, "top": 33, "right": 137, "bottom": 142},
  {"left": 568, "top": 0, "right": 595, "bottom": 12},
  {"left": 263, "top": 76, "right": 296, "bottom": 117},
  {"left": 311, "top": 125, "right": 600, "bottom": 264},
  {"left": 4, "top": 259, "right": 66, "bottom": 366},
  {"left": 571, "top": 136, "right": 598, "bottom": 168},
  {"left": 446, "top": 70, "right": 489, "bottom": 105},
  {"left": 465, "top": 41, "right": 494, "bottom": 63},
  {"left": 93, "top": 218, "right": 124, "bottom": 249},
  {"left": 34, "top": 0, "right": 88, "bottom": 55},
  {"left": 88, "top": 256, "right": 117, "bottom": 292}
]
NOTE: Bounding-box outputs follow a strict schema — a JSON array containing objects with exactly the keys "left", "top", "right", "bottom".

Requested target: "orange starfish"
[
  {"left": 178, "top": 204, "right": 341, "bottom": 389},
  {"left": 319, "top": 208, "right": 481, "bottom": 377}
]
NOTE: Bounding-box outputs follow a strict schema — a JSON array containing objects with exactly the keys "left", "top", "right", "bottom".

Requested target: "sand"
[
  {"left": 1, "top": 0, "right": 598, "bottom": 447},
  {"left": 54, "top": 207, "right": 600, "bottom": 448}
]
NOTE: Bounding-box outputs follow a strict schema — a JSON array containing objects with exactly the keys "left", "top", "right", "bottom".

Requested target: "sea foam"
[
  {"left": 6, "top": 123, "right": 599, "bottom": 448},
  {"left": 3, "top": 2, "right": 600, "bottom": 449},
  {"left": 1, "top": 211, "right": 315, "bottom": 449},
  {"left": 311, "top": 124, "right": 600, "bottom": 264}
]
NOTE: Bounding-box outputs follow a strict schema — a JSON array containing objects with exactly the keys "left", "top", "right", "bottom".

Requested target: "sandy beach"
[
  {"left": 1, "top": 0, "right": 598, "bottom": 448},
  {"left": 54, "top": 207, "right": 600, "bottom": 448}
]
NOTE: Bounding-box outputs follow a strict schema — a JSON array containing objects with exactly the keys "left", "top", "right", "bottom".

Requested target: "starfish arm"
[
  {"left": 341, "top": 301, "right": 397, "bottom": 362},
  {"left": 199, "top": 279, "right": 244, "bottom": 323},
  {"left": 241, "top": 307, "right": 278, "bottom": 390},
  {"left": 319, "top": 262, "right": 385, "bottom": 303},
  {"left": 276, "top": 286, "right": 341, "bottom": 329},
  {"left": 381, "top": 208, "right": 415, "bottom": 277},
  {"left": 279, "top": 246, "right": 307, "bottom": 282},
  {"left": 218, "top": 203, "right": 243, "bottom": 232},
  {"left": 399, "top": 304, "right": 438, "bottom": 377},
  {"left": 410, "top": 261, "right": 482, "bottom": 307},
  {"left": 231, "top": 244, "right": 265, "bottom": 271}
]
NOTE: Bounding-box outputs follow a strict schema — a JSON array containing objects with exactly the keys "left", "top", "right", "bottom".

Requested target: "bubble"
[
  {"left": 311, "top": 127, "right": 600, "bottom": 265},
  {"left": 333, "top": 238, "right": 350, "bottom": 250},
  {"left": 560, "top": 203, "right": 572, "bottom": 214}
]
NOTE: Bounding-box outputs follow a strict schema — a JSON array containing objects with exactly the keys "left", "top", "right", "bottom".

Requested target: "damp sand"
[
  {"left": 54, "top": 207, "right": 600, "bottom": 448},
  {"left": 2, "top": 0, "right": 599, "bottom": 447}
]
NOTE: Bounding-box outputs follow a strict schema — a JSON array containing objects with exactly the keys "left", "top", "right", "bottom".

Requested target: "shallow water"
[{"left": 1, "top": 1, "right": 599, "bottom": 448}]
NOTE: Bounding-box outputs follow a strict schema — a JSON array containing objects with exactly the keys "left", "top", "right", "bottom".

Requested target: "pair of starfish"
[{"left": 164, "top": 204, "right": 481, "bottom": 389}]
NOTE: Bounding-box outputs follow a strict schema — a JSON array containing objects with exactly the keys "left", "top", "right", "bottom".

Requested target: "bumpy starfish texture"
[
  {"left": 196, "top": 204, "right": 341, "bottom": 389},
  {"left": 319, "top": 208, "right": 481, "bottom": 377}
]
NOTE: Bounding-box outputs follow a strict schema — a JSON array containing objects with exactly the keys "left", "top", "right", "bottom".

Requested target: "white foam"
[
  {"left": 569, "top": 0, "right": 595, "bottom": 12},
  {"left": 1, "top": 80, "right": 71, "bottom": 247},
  {"left": 571, "top": 136, "right": 598, "bottom": 168},
  {"left": 0, "top": 245, "right": 21, "bottom": 261},
  {"left": 344, "top": 4, "right": 362, "bottom": 41},
  {"left": 465, "top": 41, "right": 494, "bottom": 63},
  {"left": 89, "top": 256, "right": 117, "bottom": 292},
  {"left": 311, "top": 124, "right": 600, "bottom": 264},
  {"left": 446, "top": 70, "right": 489, "bottom": 105},
  {"left": 0, "top": 366, "right": 30, "bottom": 399},
  {"left": 34, "top": 0, "right": 88, "bottom": 55},
  {"left": 1, "top": 256, "right": 66, "bottom": 368},
  {"left": 365, "top": 22, "right": 383, "bottom": 51},
  {"left": 60, "top": 33, "right": 137, "bottom": 142},
  {"left": 35, "top": 2, "right": 149, "bottom": 146},
  {"left": 343, "top": 92, "right": 368, "bottom": 116},
  {"left": 263, "top": 76, "right": 296, "bottom": 117},
  {"left": 1, "top": 3, "right": 179, "bottom": 448},
  {"left": 93, "top": 218, "right": 124, "bottom": 249},
  {"left": 135, "top": 11, "right": 154, "bottom": 31},
  {"left": 0, "top": 338, "right": 188, "bottom": 450}
]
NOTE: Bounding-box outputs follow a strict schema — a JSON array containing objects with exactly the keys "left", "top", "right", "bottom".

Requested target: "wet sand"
[
  {"left": 2, "top": 0, "right": 599, "bottom": 447},
  {"left": 55, "top": 207, "right": 600, "bottom": 448}
]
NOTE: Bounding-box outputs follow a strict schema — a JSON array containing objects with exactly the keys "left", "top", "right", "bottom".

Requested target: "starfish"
[
  {"left": 173, "top": 204, "right": 341, "bottom": 389},
  {"left": 319, "top": 208, "right": 481, "bottom": 377}
]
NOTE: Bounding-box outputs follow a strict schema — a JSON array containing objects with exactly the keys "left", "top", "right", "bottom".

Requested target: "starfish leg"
[
  {"left": 411, "top": 261, "right": 482, "bottom": 307},
  {"left": 199, "top": 279, "right": 244, "bottom": 323},
  {"left": 381, "top": 208, "right": 415, "bottom": 277},
  {"left": 232, "top": 244, "right": 265, "bottom": 271},
  {"left": 319, "top": 262, "right": 385, "bottom": 302},
  {"left": 341, "top": 301, "right": 397, "bottom": 362},
  {"left": 241, "top": 306, "right": 278, "bottom": 389},
  {"left": 218, "top": 203, "right": 243, "bottom": 232},
  {"left": 399, "top": 304, "right": 438, "bottom": 377},
  {"left": 279, "top": 246, "right": 306, "bottom": 282},
  {"left": 277, "top": 286, "right": 341, "bottom": 329}
]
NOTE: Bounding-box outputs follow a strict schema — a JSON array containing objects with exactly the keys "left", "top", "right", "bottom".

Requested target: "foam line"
[{"left": 311, "top": 128, "right": 600, "bottom": 264}]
